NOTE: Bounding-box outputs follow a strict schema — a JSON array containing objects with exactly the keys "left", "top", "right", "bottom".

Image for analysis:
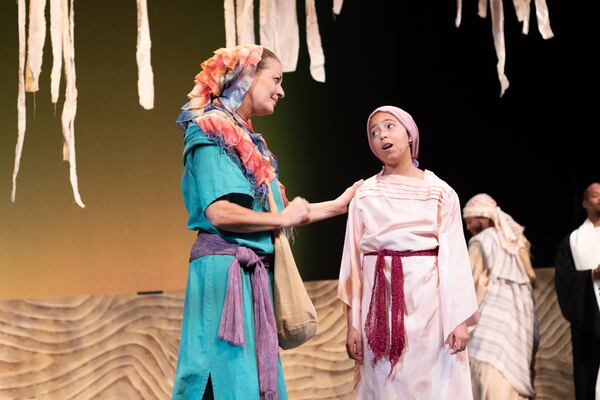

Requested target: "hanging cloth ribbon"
[
  {"left": 136, "top": 0, "right": 155, "bottom": 110},
  {"left": 455, "top": 0, "right": 554, "bottom": 96},
  {"left": 305, "top": 0, "right": 325, "bottom": 82},
  {"left": 259, "top": 0, "right": 299, "bottom": 73},
  {"left": 11, "top": 0, "right": 27, "bottom": 203}
]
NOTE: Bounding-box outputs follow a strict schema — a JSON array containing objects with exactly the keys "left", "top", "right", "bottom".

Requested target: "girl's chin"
[{"left": 377, "top": 154, "right": 399, "bottom": 164}]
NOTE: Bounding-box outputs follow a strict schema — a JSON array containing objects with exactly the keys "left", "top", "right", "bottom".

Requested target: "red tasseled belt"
[{"left": 364, "top": 248, "right": 439, "bottom": 371}]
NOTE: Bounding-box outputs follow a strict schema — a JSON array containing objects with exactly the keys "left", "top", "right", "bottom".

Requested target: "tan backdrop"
[{"left": 0, "top": 0, "right": 319, "bottom": 300}]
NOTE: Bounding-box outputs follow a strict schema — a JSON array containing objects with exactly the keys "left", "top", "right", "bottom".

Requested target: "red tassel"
[
  {"left": 364, "top": 248, "right": 438, "bottom": 374},
  {"left": 364, "top": 252, "right": 388, "bottom": 366}
]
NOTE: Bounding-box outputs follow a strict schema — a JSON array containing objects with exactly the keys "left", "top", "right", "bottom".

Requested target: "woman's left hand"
[
  {"left": 302, "top": 180, "right": 364, "bottom": 224},
  {"left": 445, "top": 322, "right": 469, "bottom": 354},
  {"left": 334, "top": 180, "right": 364, "bottom": 212}
]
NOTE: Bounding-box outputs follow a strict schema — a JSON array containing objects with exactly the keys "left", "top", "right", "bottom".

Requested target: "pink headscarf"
[{"left": 366, "top": 105, "right": 420, "bottom": 167}]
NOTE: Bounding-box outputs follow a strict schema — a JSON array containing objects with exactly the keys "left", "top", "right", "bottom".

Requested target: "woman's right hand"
[
  {"left": 345, "top": 327, "right": 363, "bottom": 363},
  {"left": 280, "top": 196, "right": 310, "bottom": 227}
]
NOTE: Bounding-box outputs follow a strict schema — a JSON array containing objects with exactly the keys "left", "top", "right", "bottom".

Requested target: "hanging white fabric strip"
[
  {"left": 472, "top": 0, "right": 553, "bottom": 96},
  {"left": 61, "top": 0, "right": 85, "bottom": 207},
  {"left": 489, "top": 0, "right": 509, "bottom": 96},
  {"left": 478, "top": 0, "right": 488, "bottom": 18},
  {"left": 455, "top": 0, "right": 463, "bottom": 27},
  {"left": 332, "top": 0, "right": 343, "bottom": 15},
  {"left": 512, "top": 0, "right": 531, "bottom": 34},
  {"left": 50, "top": 0, "right": 63, "bottom": 104},
  {"left": 11, "top": 0, "right": 27, "bottom": 203},
  {"left": 305, "top": 0, "right": 325, "bottom": 82},
  {"left": 224, "top": 0, "right": 236, "bottom": 47},
  {"left": 136, "top": 0, "right": 154, "bottom": 110},
  {"left": 25, "top": 0, "right": 47, "bottom": 93},
  {"left": 236, "top": 0, "right": 255, "bottom": 45},
  {"left": 260, "top": 0, "right": 299, "bottom": 72},
  {"left": 534, "top": 0, "right": 554, "bottom": 39},
  {"left": 61, "top": 0, "right": 72, "bottom": 163}
]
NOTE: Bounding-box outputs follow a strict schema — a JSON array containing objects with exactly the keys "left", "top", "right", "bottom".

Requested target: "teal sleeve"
[
  {"left": 182, "top": 131, "right": 254, "bottom": 214},
  {"left": 180, "top": 123, "right": 281, "bottom": 253}
]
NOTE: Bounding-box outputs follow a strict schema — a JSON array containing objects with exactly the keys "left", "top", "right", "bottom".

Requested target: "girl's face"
[
  {"left": 240, "top": 58, "right": 285, "bottom": 118},
  {"left": 367, "top": 112, "right": 412, "bottom": 165}
]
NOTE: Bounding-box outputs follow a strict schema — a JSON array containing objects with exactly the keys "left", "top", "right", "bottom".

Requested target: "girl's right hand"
[
  {"left": 280, "top": 196, "right": 310, "bottom": 227},
  {"left": 345, "top": 327, "right": 364, "bottom": 363}
]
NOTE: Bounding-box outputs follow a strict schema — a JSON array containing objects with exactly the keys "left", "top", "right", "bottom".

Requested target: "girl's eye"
[
  {"left": 387, "top": 123, "right": 395, "bottom": 129},
  {"left": 371, "top": 130, "right": 379, "bottom": 137}
]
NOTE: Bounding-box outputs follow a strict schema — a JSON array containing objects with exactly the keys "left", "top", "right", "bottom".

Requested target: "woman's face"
[
  {"left": 240, "top": 57, "right": 285, "bottom": 118},
  {"left": 367, "top": 112, "right": 411, "bottom": 165}
]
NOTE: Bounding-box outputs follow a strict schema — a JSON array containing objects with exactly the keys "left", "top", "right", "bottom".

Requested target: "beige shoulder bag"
[{"left": 267, "top": 190, "right": 318, "bottom": 350}]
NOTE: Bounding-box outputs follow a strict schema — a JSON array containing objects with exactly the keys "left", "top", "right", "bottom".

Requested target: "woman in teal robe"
[{"left": 172, "top": 45, "right": 361, "bottom": 400}]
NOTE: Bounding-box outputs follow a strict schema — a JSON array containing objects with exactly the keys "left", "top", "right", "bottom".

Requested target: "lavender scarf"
[{"left": 190, "top": 232, "right": 279, "bottom": 400}]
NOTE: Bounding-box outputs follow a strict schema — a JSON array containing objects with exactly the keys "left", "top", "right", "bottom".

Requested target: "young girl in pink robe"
[{"left": 338, "top": 106, "right": 479, "bottom": 399}]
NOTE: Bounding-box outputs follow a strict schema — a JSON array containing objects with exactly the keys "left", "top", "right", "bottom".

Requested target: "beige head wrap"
[{"left": 463, "top": 193, "right": 536, "bottom": 280}]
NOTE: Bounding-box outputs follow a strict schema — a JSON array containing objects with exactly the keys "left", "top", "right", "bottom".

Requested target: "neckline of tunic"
[{"left": 376, "top": 169, "right": 433, "bottom": 186}]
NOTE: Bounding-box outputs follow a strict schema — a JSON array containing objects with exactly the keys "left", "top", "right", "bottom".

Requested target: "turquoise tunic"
[{"left": 172, "top": 123, "right": 288, "bottom": 400}]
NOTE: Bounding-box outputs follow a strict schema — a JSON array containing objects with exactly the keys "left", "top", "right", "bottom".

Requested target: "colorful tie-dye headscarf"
[
  {"left": 177, "top": 45, "right": 286, "bottom": 206},
  {"left": 177, "top": 44, "right": 263, "bottom": 131},
  {"left": 366, "top": 105, "right": 420, "bottom": 167}
]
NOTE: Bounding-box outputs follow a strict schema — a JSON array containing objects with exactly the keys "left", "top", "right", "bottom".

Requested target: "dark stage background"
[
  {"left": 296, "top": 0, "right": 599, "bottom": 274},
  {"left": 1, "top": 0, "right": 598, "bottom": 298}
]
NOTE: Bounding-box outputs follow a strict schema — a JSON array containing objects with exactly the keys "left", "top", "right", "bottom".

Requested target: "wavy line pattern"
[
  {"left": 533, "top": 268, "right": 574, "bottom": 400},
  {"left": 0, "top": 293, "right": 183, "bottom": 399},
  {"left": 0, "top": 271, "right": 573, "bottom": 399}
]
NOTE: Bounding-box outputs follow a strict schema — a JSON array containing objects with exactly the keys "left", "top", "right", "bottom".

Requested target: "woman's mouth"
[{"left": 382, "top": 143, "right": 393, "bottom": 150}]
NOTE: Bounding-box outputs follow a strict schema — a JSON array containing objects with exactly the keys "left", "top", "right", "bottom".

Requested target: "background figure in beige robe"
[{"left": 463, "top": 194, "right": 538, "bottom": 399}]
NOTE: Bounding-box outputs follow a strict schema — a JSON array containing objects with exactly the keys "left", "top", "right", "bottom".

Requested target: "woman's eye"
[{"left": 386, "top": 123, "right": 395, "bottom": 129}]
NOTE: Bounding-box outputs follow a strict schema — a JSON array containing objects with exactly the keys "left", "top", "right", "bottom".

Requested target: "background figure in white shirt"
[{"left": 555, "top": 182, "right": 600, "bottom": 400}]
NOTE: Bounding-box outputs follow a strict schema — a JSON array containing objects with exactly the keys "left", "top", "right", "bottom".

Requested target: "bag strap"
[
  {"left": 266, "top": 188, "right": 285, "bottom": 240},
  {"left": 266, "top": 187, "right": 278, "bottom": 214}
]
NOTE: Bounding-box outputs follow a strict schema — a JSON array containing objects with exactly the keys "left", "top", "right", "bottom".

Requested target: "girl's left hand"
[{"left": 445, "top": 322, "right": 469, "bottom": 354}]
